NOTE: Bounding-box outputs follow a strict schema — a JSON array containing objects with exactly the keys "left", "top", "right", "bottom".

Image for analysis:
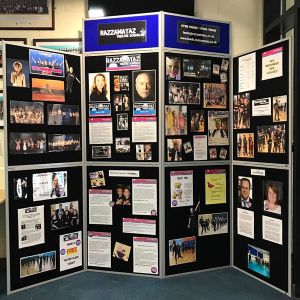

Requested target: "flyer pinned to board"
[
  {"left": 205, "top": 169, "right": 226, "bottom": 205},
  {"left": 262, "top": 47, "right": 283, "bottom": 81}
]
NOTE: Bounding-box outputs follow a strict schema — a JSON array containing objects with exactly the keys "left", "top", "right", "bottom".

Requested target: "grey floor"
[{"left": 0, "top": 265, "right": 293, "bottom": 300}]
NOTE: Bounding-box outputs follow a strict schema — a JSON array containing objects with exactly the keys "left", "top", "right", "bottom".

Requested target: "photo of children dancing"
[
  {"left": 169, "top": 236, "right": 196, "bottom": 266},
  {"left": 198, "top": 212, "right": 228, "bottom": 236},
  {"left": 257, "top": 125, "right": 286, "bottom": 153}
]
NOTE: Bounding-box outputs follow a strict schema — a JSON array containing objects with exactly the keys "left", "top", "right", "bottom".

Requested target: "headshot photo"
[
  {"left": 133, "top": 70, "right": 156, "bottom": 102},
  {"left": 166, "top": 56, "right": 181, "bottom": 80},
  {"left": 88, "top": 72, "right": 110, "bottom": 102},
  {"left": 263, "top": 180, "right": 283, "bottom": 215},
  {"left": 238, "top": 176, "right": 253, "bottom": 209}
]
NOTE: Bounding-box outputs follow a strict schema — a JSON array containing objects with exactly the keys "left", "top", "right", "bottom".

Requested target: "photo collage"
[
  {"left": 86, "top": 53, "right": 158, "bottom": 162},
  {"left": 165, "top": 53, "right": 230, "bottom": 162},
  {"left": 166, "top": 166, "right": 229, "bottom": 273},
  {"left": 87, "top": 167, "right": 159, "bottom": 275},
  {"left": 5, "top": 44, "right": 82, "bottom": 165},
  {"left": 9, "top": 167, "right": 83, "bottom": 281}
]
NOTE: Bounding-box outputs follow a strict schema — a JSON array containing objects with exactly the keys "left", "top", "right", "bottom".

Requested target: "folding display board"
[
  {"left": 232, "top": 39, "right": 292, "bottom": 294},
  {"left": 3, "top": 43, "right": 84, "bottom": 294}
]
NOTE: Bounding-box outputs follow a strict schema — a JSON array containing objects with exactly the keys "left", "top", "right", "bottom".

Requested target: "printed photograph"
[
  {"left": 183, "top": 58, "right": 211, "bottom": 79},
  {"left": 48, "top": 134, "right": 81, "bottom": 152},
  {"left": 248, "top": 244, "right": 270, "bottom": 278},
  {"left": 65, "top": 58, "right": 81, "bottom": 94},
  {"left": 9, "top": 132, "right": 46, "bottom": 154},
  {"left": 113, "top": 94, "right": 130, "bottom": 112},
  {"left": 6, "top": 58, "right": 29, "bottom": 88},
  {"left": 32, "top": 171, "right": 67, "bottom": 201},
  {"left": 29, "top": 49, "right": 64, "bottom": 77},
  {"left": 257, "top": 124, "right": 286, "bottom": 153},
  {"left": 238, "top": 176, "right": 253, "bottom": 209},
  {"left": 88, "top": 72, "right": 110, "bottom": 102},
  {"left": 133, "top": 70, "right": 156, "bottom": 102},
  {"left": 198, "top": 212, "right": 228, "bottom": 236},
  {"left": 13, "top": 177, "right": 28, "bottom": 200},
  {"left": 273, "top": 95, "right": 287, "bottom": 122},
  {"left": 114, "top": 184, "right": 131, "bottom": 205},
  {"left": 117, "top": 113, "right": 128, "bottom": 131},
  {"left": 220, "top": 72, "right": 228, "bottom": 83},
  {"left": 190, "top": 110, "right": 205, "bottom": 132},
  {"left": 33, "top": 40, "right": 82, "bottom": 55},
  {"left": 114, "top": 75, "right": 129, "bottom": 92},
  {"left": 92, "top": 146, "right": 111, "bottom": 159},
  {"left": 183, "top": 141, "right": 193, "bottom": 154},
  {"left": 169, "top": 236, "right": 196, "bottom": 266},
  {"left": 115, "top": 137, "right": 130, "bottom": 153},
  {"left": 10, "top": 100, "right": 44, "bottom": 124},
  {"left": 237, "top": 133, "right": 255, "bottom": 158},
  {"left": 113, "top": 242, "right": 131, "bottom": 262},
  {"left": 203, "top": 83, "right": 227, "bottom": 108},
  {"left": 89, "top": 103, "right": 111, "bottom": 117},
  {"left": 168, "top": 81, "right": 200, "bottom": 104},
  {"left": 165, "top": 105, "right": 187, "bottom": 136},
  {"left": 89, "top": 170, "right": 105, "bottom": 187},
  {"left": 221, "top": 58, "right": 229, "bottom": 72},
  {"left": 136, "top": 144, "right": 152, "bottom": 161},
  {"left": 167, "top": 139, "right": 183, "bottom": 161},
  {"left": 233, "top": 93, "right": 250, "bottom": 129},
  {"left": 47, "top": 104, "right": 80, "bottom": 125},
  {"left": 51, "top": 201, "right": 79, "bottom": 230},
  {"left": 20, "top": 251, "right": 56, "bottom": 279},
  {"left": 219, "top": 148, "right": 227, "bottom": 160},
  {"left": 209, "top": 147, "right": 217, "bottom": 159},
  {"left": 208, "top": 111, "right": 229, "bottom": 146},
  {"left": 212, "top": 64, "right": 220, "bottom": 75},
  {"left": 166, "top": 56, "right": 181, "bottom": 80},
  {"left": 1, "top": 1, "right": 50, "bottom": 15},
  {"left": 263, "top": 180, "right": 283, "bottom": 215},
  {"left": 32, "top": 78, "right": 65, "bottom": 102}
]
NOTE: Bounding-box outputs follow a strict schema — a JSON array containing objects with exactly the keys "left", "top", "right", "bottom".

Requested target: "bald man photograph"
[{"left": 133, "top": 70, "right": 156, "bottom": 102}]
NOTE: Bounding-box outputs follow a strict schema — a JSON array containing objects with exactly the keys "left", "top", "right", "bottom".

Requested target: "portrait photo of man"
[
  {"left": 132, "top": 70, "right": 156, "bottom": 102},
  {"left": 238, "top": 177, "right": 253, "bottom": 209}
]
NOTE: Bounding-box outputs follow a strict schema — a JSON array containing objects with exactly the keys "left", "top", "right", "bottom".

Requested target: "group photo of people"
[
  {"left": 115, "top": 137, "right": 130, "bottom": 153},
  {"left": 51, "top": 201, "right": 79, "bottom": 230},
  {"left": 198, "top": 213, "right": 228, "bottom": 236},
  {"left": 165, "top": 105, "right": 187, "bottom": 136},
  {"left": 168, "top": 81, "right": 200, "bottom": 104},
  {"left": 248, "top": 245, "right": 270, "bottom": 278},
  {"left": 114, "top": 184, "right": 131, "bottom": 205},
  {"left": 0, "top": 0, "right": 49, "bottom": 14},
  {"left": 237, "top": 133, "right": 255, "bottom": 158},
  {"left": 10, "top": 100, "right": 44, "bottom": 124},
  {"left": 48, "top": 134, "right": 81, "bottom": 152},
  {"left": 47, "top": 104, "right": 80, "bottom": 125},
  {"left": 136, "top": 144, "right": 152, "bottom": 160},
  {"left": 257, "top": 125, "right": 286, "bottom": 153},
  {"left": 113, "top": 94, "right": 130, "bottom": 112},
  {"left": 9, "top": 132, "right": 46, "bottom": 154},
  {"left": 233, "top": 93, "right": 250, "bottom": 129},
  {"left": 203, "top": 83, "right": 227, "bottom": 108},
  {"left": 169, "top": 237, "right": 196, "bottom": 266},
  {"left": 190, "top": 110, "right": 205, "bottom": 132}
]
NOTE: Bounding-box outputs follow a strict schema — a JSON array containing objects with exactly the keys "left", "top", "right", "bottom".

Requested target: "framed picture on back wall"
[{"left": 33, "top": 38, "right": 82, "bottom": 54}]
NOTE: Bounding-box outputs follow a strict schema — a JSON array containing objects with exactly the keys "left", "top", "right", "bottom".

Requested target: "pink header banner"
[
  {"left": 123, "top": 218, "right": 156, "bottom": 224},
  {"left": 262, "top": 46, "right": 283, "bottom": 57},
  {"left": 89, "top": 117, "right": 112, "bottom": 123}
]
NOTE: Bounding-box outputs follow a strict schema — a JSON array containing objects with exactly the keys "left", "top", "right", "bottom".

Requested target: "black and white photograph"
[
  {"left": 209, "top": 147, "right": 217, "bottom": 159},
  {"left": 114, "top": 94, "right": 130, "bottom": 112},
  {"left": 10, "top": 100, "right": 44, "bottom": 124},
  {"left": 166, "top": 56, "right": 181, "bottom": 80},
  {"left": 183, "top": 58, "right": 211, "bottom": 79},
  {"left": 208, "top": 111, "right": 229, "bottom": 146},
  {"left": 117, "top": 113, "right": 128, "bottom": 131},
  {"left": 13, "top": 177, "right": 28, "bottom": 200},
  {"left": 168, "top": 81, "right": 200, "bottom": 104},
  {"left": 221, "top": 58, "right": 229, "bottom": 72},
  {"left": 273, "top": 95, "right": 287, "bottom": 122},
  {"left": 233, "top": 93, "right": 250, "bottom": 129},
  {"left": 114, "top": 75, "right": 130, "bottom": 92},
  {"left": 133, "top": 70, "right": 156, "bottom": 102},
  {"left": 183, "top": 141, "right": 193, "bottom": 154},
  {"left": 257, "top": 125, "right": 286, "bottom": 153},
  {"left": 92, "top": 146, "right": 111, "bottom": 159},
  {"left": 203, "top": 83, "right": 227, "bottom": 108},
  {"left": 51, "top": 201, "right": 79, "bottom": 230},
  {"left": 219, "top": 148, "right": 228, "bottom": 160},
  {"left": 9, "top": 132, "right": 46, "bottom": 154},
  {"left": 47, "top": 104, "right": 80, "bottom": 125},
  {"left": 115, "top": 137, "right": 130, "bottom": 153},
  {"left": 212, "top": 64, "right": 220, "bottom": 75},
  {"left": 48, "top": 134, "right": 81, "bottom": 152},
  {"left": 198, "top": 212, "right": 228, "bottom": 236},
  {"left": 136, "top": 144, "right": 152, "bottom": 160}
]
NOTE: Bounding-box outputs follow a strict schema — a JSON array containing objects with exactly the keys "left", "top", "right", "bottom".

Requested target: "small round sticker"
[
  {"left": 76, "top": 240, "right": 81, "bottom": 246},
  {"left": 172, "top": 200, "right": 178, "bottom": 206},
  {"left": 151, "top": 210, "right": 157, "bottom": 216},
  {"left": 151, "top": 267, "right": 157, "bottom": 274},
  {"left": 60, "top": 249, "right": 66, "bottom": 255},
  {"left": 109, "top": 201, "right": 115, "bottom": 207}
]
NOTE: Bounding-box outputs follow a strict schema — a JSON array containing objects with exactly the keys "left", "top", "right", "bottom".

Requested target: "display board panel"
[
  {"left": 232, "top": 40, "right": 289, "bottom": 164},
  {"left": 233, "top": 165, "right": 288, "bottom": 292},
  {"left": 7, "top": 166, "right": 83, "bottom": 291},
  {"left": 165, "top": 165, "right": 230, "bottom": 275},
  {"left": 5, "top": 44, "right": 82, "bottom": 166},
  {"left": 164, "top": 52, "right": 230, "bottom": 162},
  {"left": 85, "top": 52, "right": 159, "bottom": 162},
  {"left": 86, "top": 166, "right": 159, "bottom": 275}
]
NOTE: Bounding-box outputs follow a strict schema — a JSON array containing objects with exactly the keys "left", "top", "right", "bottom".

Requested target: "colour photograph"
[
  {"left": 237, "top": 133, "right": 255, "bottom": 158},
  {"left": 168, "top": 81, "right": 200, "bottom": 104},
  {"left": 169, "top": 236, "right": 196, "bottom": 266},
  {"left": 32, "top": 78, "right": 65, "bottom": 102},
  {"left": 113, "top": 242, "right": 131, "bottom": 262},
  {"left": 10, "top": 100, "right": 44, "bottom": 124},
  {"left": 167, "top": 139, "right": 183, "bottom": 161},
  {"left": 9, "top": 132, "right": 46, "bottom": 154},
  {"left": 257, "top": 124, "right": 286, "bottom": 153},
  {"left": 248, "top": 244, "right": 270, "bottom": 278},
  {"left": 114, "top": 75, "right": 130, "bottom": 92},
  {"left": 166, "top": 56, "right": 181, "bottom": 80},
  {"left": 20, "top": 251, "right": 56, "bottom": 278},
  {"left": 48, "top": 134, "right": 81, "bottom": 152},
  {"left": 190, "top": 110, "right": 205, "bottom": 132},
  {"left": 263, "top": 180, "right": 283, "bottom": 215},
  {"left": 233, "top": 93, "right": 250, "bottom": 129},
  {"left": 238, "top": 176, "right": 253, "bottom": 209},
  {"left": 136, "top": 144, "right": 152, "bottom": 161},
  {"left": 114, "top": 184, "right": 131, "bottom": 205},
  {"left": 6, "top": 58, "right": 29, "bottom": 88},
  {"left": 89, "top": 170, "right": 105, "bottom": 187},
  {"left": 51, "top": 201, "right": 79, "bottom": 230},
  {"left": 13, "top": 177, "right": 28, "bottom": 200},
  {"left": 203, "top": 83, "right": 227, "bottom": 108},
  {"left": 273, "top": 95, "right": 287, "bottom": 122},
  {"left": 165, "top": 105, "right": 187, "bottom": 136},
  {"left": 114, "top": 94, "right": 130, "bottom": 112},
  {"left": 47, "top": 104, "right": 80, "bottom": 125},
  {"left": 198, "top": 212, "right": 228, "bottom": 236},
  {"left": 208, "top": 111, "right": 229, "bottom": 146},
  {"left": 133, "top": 70, "right": 156, "bottom": 102},
  {"left": 183, "top": 58, "right": 211, "bottom": 79},
  {"left": 89, "top": 72, "right": 110, "bottom": 102}
]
